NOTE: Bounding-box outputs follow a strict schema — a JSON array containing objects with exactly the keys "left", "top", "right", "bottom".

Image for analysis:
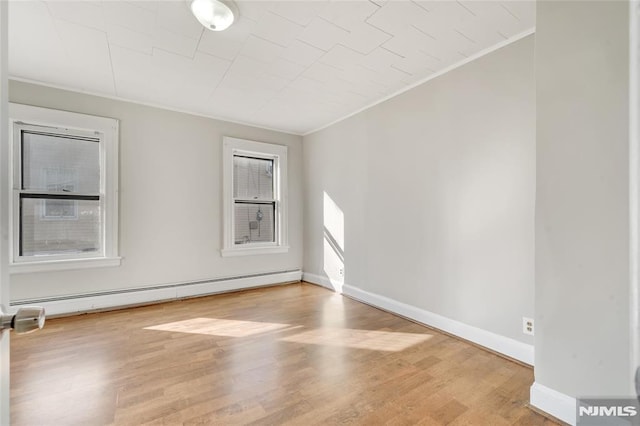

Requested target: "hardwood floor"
[{"left": 10, "top": 283, "right": 557, "bottom": 425}]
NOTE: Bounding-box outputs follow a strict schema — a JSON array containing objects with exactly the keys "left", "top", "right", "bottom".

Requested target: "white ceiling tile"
[
  {"left": 444, "top": 2, "right": 517, "bottom": 44},
  {"left": 270, "top": 1, "right": 329, "bottom": 26},
  {"left": 382, "top": 26, "right": 438, "bottom": 58},
  {"left": 153, "top": 27, "right": 199, "bottom": 58},
  {"left": 208, "top": 86, "right": 270, "bottom": 118},
  {"left": 368, "top": 65, "right": 415, "bottom": 88},
  {"left": 107, "top": 24, "right": 153, "bottom": 55},
  {"left": 107, "top": 44, "right": 159, "bottom": 100},
  {"left": 457, "top": 0, "right": 526, "bottom": 22},
  {"left": 501, "top": 1, "right": 536, "bottom": 27},
  {"left": 359, "top": 47, "right": 403, "bottom": 73},
  {"left": 197, "top": 17, "right": 255, "bottom": 61},
  {"left": 282, "top": 85, "right": 344, "bottom": 111},
  {"left": 341, "top": 21, "right": 391, "bottom": 55},
  {"left": 274, "top": 87, "right": 311, "bottom": 104},
  {"left": 156, "top": 1, "right": 203, "bottom": 39},
  {"left": 289, "top": 76, "right": 328, "bottom": 96},
  {"left": 318, "top": 0, "right": 380, "bottom": 31},
  {"left": 236, "top": 1, "right": 273, "bottom": 22},
  {"left": 447, "top": 28, "right": 481, "bottom": 57},
  {"left": 54, "top": 19, "right": 116, "bottom": 94},
  {"left": 320, "top": 45, "right": 365, "bottom": 71},
  {"left": 253, "top": 101, "right": 335, "bottom": 134},
  {"left": 267, "top": 58, "right": 306, "bottom": 81},
  {"left": 297, "top": 18, "right": 349, "bottom": 52},
  {"left": 192, "top": 51, "right": 232, "bottom": 75},
  {"left": 455, "top": 0, "right": 484, "bottom": 16},
  {"left": 302, "top": 62, "right": 344, "bottom": 86},
  {"left": 8, "top": 1, "right": 70, "bottom": 82},
  {"left": 453, "top": 27, "right": 478, "bottom": 44},
  {"left": 412, "top": 2, "right": 483, "bottom": 43},
  {"left": 111, "top": 46, "right": 230, "bottom": 109},
  {"left": 369, "top": 0, "right": 389, "bottom": 7},
  {"left": 245, "top": 72, "right": 290, "bottom": 94},
  {"left": 102, "top": 1, "right": 156, "bottom": 35},
  {"left": 322, "top": 76, "right": 368, "bottom": 100},
  {"left": 456, "top": 1, "right": 500, "bottom": 18},
  {"left": 392, "top": 51, "right": 438, "bottom": 76},
  {"left": 459, "top": 21, "right": 507, "bottom": 48},
  {"left": 220, "top": 56, "right": 290, "bottom": 94},
  {"left": 240, "top": 35, "right": 285, "bottom": 64},
  {"left": 366, "top": 1, "right": 431, "bottom": 35},
  {"left": 494, "top": 1, "right": 536, "bottom": 37},
  {"left": 420, "top": 32, "right": 472, "bottom": 64},
  {"left": 222, "top": 54, "right": 262, "bottom": 79},
  {"left": 126, "top": 1, "right": 159, "bottom": 13},
  {"left": 277, "top": 79, "right": 364, "bottom": 116},
  {"left": 278, "top": 39, "right": 325, "bottom": 67},
  {"left": 253, "top": 11, "right": 305, "bottom": 47},
  {"left": 46, "top": 1, "right": 106, "bottom": 32},
  {"left": 350, "top": 80, "right": 387, "bottom": 99},
  {"left": 339, "top": 64, "right": 393, "bottom": 92}
]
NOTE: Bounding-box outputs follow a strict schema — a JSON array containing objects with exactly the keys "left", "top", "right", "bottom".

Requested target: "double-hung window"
[
  {"left": 222, "top": 137, "right": 288, "bottom": 256},
  {"left": 10, "top": 104, "right": 119, "bottom": 272}
]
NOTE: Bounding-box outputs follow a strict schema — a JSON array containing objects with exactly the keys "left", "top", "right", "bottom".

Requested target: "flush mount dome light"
[{"left": 190, "top": 0, "right": 235, "bottom": 31}]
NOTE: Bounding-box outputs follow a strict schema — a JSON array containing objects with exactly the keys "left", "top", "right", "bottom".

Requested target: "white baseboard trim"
[
  {"left": 341, "top": 283, "right": 534, "bottom": 366},
  {"left": 11, "top": 270, "right": 302, "bottom": 317},
  {"left": 530, "top": 382, "right": 576, "bottom": 425},
  {"left": 302, "top": 272, "right": 340, "bottom": 291}
]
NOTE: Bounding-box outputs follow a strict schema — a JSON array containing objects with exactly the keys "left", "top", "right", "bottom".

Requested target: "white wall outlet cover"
[{"left": 523, "top": 317, "right": 534, "bottom": 336}]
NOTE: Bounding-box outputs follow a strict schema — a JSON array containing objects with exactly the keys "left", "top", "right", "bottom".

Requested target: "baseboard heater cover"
[{"left": 11, "top": 269, "right": 302, "bottom": 316}]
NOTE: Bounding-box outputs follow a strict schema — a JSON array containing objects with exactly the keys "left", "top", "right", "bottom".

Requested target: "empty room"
[{"left": 0, "top": 0, "right": 638, "bottom": 425}]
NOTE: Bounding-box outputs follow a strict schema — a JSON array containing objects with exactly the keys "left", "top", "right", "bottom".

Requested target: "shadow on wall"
[{"left": 323, "top": 191, "right": 344, "bottom": 292}]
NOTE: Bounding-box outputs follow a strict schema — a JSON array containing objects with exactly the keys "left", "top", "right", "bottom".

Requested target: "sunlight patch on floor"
[
  {"left": 144, "top": 318, "right": 291, "bottom": 337},
  {"left": 280, "top": 328, "right": 432, "bottom": 352}
]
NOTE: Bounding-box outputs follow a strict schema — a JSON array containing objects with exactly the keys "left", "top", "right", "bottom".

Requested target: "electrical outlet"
[
  {"left": 338, "top": 267, "right": 344, "bottom": 277},
  {"left": 523, "top": 317, "right": 534, "bottom": 336}
]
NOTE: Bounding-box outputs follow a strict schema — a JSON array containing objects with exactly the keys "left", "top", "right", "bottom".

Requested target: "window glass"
[
  {"left": 233, "top": 156, "right": 274, "bottom": 200},
  {"left": 234, "top": 203, "right": 275, "bottom": 244},
  {"left": 44, "top": 199, "right": 77, "bottom": 219},
  {"left": 20, "top": 198, "right": 101, "bottom": 256},
  {"left": 22, "top": 131, "right": 100, "bottom": 194}
]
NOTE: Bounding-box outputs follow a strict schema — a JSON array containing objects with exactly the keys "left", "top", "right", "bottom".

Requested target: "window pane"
[
  {"left": 20, "top": 198, "right": 101, "bottom": 256},
  {"left": 44, "top": 199, "right": 77, "bottom": 219},
  {"left": 22, "top": 131, "right": 100, "bottom": 194},
  {"left": 234, "top": 203, "right": 274, "bottom": 244},
  {"left": 233, "top": 156, "right": 273, "bottom": 200}
]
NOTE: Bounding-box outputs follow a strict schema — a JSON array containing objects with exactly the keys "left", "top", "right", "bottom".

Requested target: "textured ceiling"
[{"left": 8, "top": 0, "right": 535, "bottom": 135}]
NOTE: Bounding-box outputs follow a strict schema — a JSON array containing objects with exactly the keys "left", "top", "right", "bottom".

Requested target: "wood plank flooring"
[{"left": 10, "top": 283, "right": 557, "bottom": 425}]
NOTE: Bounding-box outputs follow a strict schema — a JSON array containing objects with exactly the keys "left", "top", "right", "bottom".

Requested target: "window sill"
[
  {"left": 221, "top": 246, "right": 289, "bottom": 257},
  {"left": 10, "top": 257, "right": 122, "bottom": 274}
]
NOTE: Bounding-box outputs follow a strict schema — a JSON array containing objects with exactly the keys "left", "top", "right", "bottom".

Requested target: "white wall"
[
  {"left": 303, "top": 35, "right": 535, "bottom": 347},
  {"left": 8, "top": 80, "right": 303, "bottom": 301},
  {"left": 535, "top": 0, "right": 632, "bottom": 400}
]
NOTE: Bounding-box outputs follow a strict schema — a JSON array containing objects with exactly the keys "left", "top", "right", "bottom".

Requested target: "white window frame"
[
  {"left": 222, "top": 137, "right": 288, "bottom": 257},
  {"left": 9, "top": 103, "right": 120, "bottom": 273}
]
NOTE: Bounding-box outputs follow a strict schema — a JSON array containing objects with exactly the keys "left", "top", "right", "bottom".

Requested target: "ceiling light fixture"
[{"left": 189, "top": 0, "right": 235, "bottom": 32}]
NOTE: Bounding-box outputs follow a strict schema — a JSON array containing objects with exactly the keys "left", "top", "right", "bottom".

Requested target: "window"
[
  {"left": 222, "top": 137, "right": 288, "bottom": 256},
  {"left": 9, "top": 103, "right": 120, "bottom": 272}
]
